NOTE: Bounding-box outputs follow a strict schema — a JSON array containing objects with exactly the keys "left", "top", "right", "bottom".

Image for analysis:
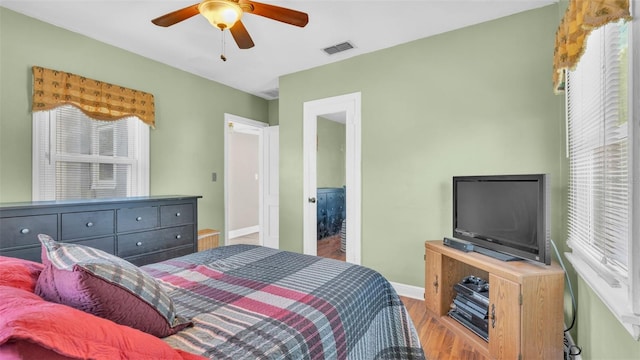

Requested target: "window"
[
  {"left": 93, "top": 123, "right": 117, "bottom": 190},
  {"left": 33, "top": 105, "right": 149, "bottom": 201},
  {"left": 565, "top": 18, "right": 639, "bottom": 339}
]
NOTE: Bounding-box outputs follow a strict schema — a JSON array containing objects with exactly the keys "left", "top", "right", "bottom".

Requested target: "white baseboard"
[
  {"left": 229, "top": 225, "right": 260, "bottom": 239},
  {"left": 391, "top": 281, "right": 424, "bottom": 300}
]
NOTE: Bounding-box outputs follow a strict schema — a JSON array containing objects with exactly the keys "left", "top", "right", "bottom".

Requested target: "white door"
[
  {"left": 303, "top": 92, "right": 362, "bottom": 264},
  {"left": 262, "top": 126, "right": 279, "bottom": 249}
]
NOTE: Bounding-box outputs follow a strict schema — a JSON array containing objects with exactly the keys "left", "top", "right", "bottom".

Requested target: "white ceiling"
[{"left": 1, "top": 0, "right": 557, "bottom": 100}]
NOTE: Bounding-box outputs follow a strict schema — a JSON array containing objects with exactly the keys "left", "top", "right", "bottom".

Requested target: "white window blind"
[
  {"left": 565, "top": 18, "right": 639, "bottom": 339},
  {"left": 33, "top": 105, "right": 149, "bottom": 201}
]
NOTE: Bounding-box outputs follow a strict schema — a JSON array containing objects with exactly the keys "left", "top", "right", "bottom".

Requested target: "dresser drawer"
[
  {"left": 160, "top": 204, "right": 193, "bottom": 226},
  {"left": 117, "top": 225, "right": 193, "bottom": 258},
  {"left": 0, "top": 214, "right": 57, "bottom": 248},
  {"left": 61, "top": 210, "right": 114, "bottom": 240},
  {"left": 64, "top": 236, "right": 115, "bottom": 254},
  {"left": 127, "top": 245, "right": 194, "bottom": 267},
  {"left": 0, "top": 246, "right": 43, "bottom": 263},
  {"left": 117, "top": 206, "right": 158, "bottom": 232}
]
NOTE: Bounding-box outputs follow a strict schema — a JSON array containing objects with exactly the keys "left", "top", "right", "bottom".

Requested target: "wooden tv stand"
[{"left": 424, "top": 240, "right": 564, "bottom": 359}]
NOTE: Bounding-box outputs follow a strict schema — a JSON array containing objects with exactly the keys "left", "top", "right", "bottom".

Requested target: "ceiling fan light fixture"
[{"left": 198, "top": 0, "right": 243, "bottom": 30}]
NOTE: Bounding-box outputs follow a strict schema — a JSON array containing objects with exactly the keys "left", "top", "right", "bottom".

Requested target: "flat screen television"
[{"left": 452, "top": 174, "right": 550, "bottom": 265}]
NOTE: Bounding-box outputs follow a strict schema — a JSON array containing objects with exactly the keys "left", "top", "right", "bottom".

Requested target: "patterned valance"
[
  {"left": 32, "top": 66, "right": 155, "bottom": 128},
  {"left": 553, "top": 0, "right": 632, "bottom": 94}
]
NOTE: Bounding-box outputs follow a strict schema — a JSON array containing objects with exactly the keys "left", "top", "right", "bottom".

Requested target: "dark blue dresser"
[{"left": 317, "top": 187, "right": 345, "bottom": 240}]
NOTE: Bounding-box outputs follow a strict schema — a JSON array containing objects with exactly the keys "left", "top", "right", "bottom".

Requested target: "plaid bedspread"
[{"left": 142, "top": 245, "right": 425, "bottom": 360}]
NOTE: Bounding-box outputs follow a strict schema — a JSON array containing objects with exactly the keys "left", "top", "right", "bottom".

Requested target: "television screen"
[{"left": 453, "top": 174, "right": 550, "bottom": 265}]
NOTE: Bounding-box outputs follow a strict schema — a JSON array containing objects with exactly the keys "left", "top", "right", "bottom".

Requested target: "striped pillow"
[{"left": 36, "top": 234, "right": 190, "bottom": 337}]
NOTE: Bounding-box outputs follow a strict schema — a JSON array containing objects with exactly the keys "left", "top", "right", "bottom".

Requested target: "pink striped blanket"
[{"left": 142, "top": 245, "right": 425, "bottom": 359}]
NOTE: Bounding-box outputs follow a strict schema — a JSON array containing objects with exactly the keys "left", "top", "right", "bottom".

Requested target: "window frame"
[
  {"left": 32, "top": 107, "right": 149, "bottom": 201},
  {"left": 564, "top": 11, "right": 640, "bottom": 340}
]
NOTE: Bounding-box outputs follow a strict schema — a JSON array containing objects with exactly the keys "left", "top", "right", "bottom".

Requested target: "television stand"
[
  {"left": 473, "top": 245, "right": 520, "bottom": 262},
  {"left": 424, "top": 240, "right": 564, "bottom": 359}
]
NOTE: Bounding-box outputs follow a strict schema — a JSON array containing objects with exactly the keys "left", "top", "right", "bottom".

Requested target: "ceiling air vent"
[{"left": 323, "top": 41, "right": 354, "bottom": 55}]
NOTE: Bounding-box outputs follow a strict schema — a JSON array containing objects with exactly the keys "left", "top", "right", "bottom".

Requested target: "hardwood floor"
[
  {"left": 317, "top": 235, "right": 345, "bottom": 261},
  {"left": 227, "top": 232, "right": 259, "bottom": 246},
  {"left": 399, "top": 296, "right": 489, "bottom": 360}
]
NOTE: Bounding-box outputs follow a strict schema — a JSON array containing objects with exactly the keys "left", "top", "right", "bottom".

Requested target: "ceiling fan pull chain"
[{"left": 220, "top": 29, "right": 227, "bottom": 62}]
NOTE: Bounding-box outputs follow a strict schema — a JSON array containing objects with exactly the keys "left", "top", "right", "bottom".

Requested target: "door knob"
[{"left": 308, "top": 197, "right": 316, "bottom": 203}]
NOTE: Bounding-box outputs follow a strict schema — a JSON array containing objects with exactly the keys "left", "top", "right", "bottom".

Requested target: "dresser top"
[{"left": 0, "top": 195, "right": 202, "bottom": 211}]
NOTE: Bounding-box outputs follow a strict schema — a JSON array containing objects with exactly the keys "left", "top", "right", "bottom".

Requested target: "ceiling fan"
[{"left": 151, "top": 0, "right": 309, "bottom": 50}]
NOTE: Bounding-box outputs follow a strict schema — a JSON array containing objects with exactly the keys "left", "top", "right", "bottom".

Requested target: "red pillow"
[
  {"left": 0, "top": 286, "right": 206, "bottom": 360},
  {"left": 0, "top": 256, "right": 44, "bottom": 292}
]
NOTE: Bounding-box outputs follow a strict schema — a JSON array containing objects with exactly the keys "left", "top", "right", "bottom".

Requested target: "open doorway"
[
  {"left": 224, "top": 113, "right": 278, "bottom": 248},
  {"left": 303, "top": 92, "right": 361, "bottom": 264}
]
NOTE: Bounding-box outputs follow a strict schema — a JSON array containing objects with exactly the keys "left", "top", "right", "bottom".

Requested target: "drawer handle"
[
  {"left": 433, "top": 275, "right": 439, "bottom": 294},
  {"left": 136, "top": 241, "right": 143, "bottom": 246},
  {"left": 86, "top": 222, "right": 94, "bottom": 227},
  {"left": 491, "top": 304, "right": 496, "bottom": 328},
  {"left": 20, "top": 228, "right": 30, "bottom": 235},
  {"left": 175, "top": 212, "right": 181, "bottom": 217},
  {"left": 176, "top": 234, "right": 182, "bottom": 239},
  {"left": 136, "top": 216, "right": 143, "bottom": 221}
]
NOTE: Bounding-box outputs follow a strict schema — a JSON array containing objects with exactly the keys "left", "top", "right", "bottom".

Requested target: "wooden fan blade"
[
  {"left": 243, "top": 0, "right": 308, "bottom": 27},
  {"left": 151, "top": 4, "right": 200, "bottom": 27},
  {"left": 230, "top": 20, "right": 255, "bottom": 49}
]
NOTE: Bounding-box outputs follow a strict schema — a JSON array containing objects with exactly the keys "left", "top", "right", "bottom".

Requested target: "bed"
[{"left": 0, "top": 237, "right": 425, "bottom": 359}]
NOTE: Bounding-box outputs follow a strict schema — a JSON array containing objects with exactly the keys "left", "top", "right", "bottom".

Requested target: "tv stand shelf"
[{"left": 424, "top": 240, "right": 564, "bottom": 359}]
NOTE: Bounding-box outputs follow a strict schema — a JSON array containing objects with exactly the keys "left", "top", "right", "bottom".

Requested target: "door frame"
[
  {"left": 262, "top": 125, "right": 279, "bottom": 249},
  {"left": 223, "top": 113, "right": 269, "bottom": 246},
  {"left": 303, "top": 92, "right": 362, "bottom": 264}
]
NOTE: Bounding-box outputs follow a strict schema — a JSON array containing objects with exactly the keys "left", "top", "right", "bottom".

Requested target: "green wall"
[
  {"left": 279, "top": 4, "right": 565, "bottom": 286},
  {"left": 317, "top": 117, "right": 345, "bottom": 188},
  {"left": 0, "top": 7, "right": 269, "bottom": 240},
  {"left": 268, "top": 99, "right": 279, "bottom": 125}
]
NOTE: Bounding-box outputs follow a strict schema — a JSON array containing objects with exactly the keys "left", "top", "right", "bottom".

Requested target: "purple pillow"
[{"left": 35, "top": 234, "right": 190, "bottom": 338}]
